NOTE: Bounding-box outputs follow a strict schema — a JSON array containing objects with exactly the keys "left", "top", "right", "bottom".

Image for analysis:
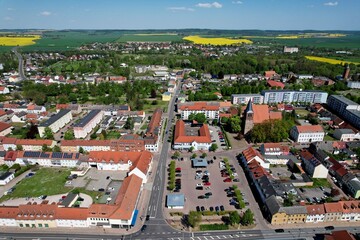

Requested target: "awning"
[{"left": 131, "top": 209, "right": 139, "bottom": 226}]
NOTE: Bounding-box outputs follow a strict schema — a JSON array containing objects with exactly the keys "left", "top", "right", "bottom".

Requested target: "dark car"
[
  {"left": 41, "top": 195, "right": 47, "bottom": 200},
  {"left": 209, "top": 206, "right": 214, "bottom": 211},
  {"left": 146, "top": 215, "right": 150, "bottom": 221},
  {"left": 325, "top": 226, "right": 334, "bottom": 230},
  {"left": 233, "top": 178, "right": 240, "bottom": 182},
  {"left": 220, "top": 205, "right": 225, "bottom": 211},
  {"left": 200, "top": 206, "right": 205, "bottom": 211},
  {"left": 275, "top": 229, "right": 285, "bottom": 233},
  {"left": 198, "top": 195, "right": 205, "bottom": 199},
  {"left": 215, "top": 206, "right": 220, "bottom": 212},
  {"left": 106, "top": 176, "right": 110, "bottom": 180},
  {"left": 141, "top": 225, "right": 147, "bottom": 231},
  {"left": 196, "top": 206, "right": 201, "bottom": 212},
  {"left": 196, "top": 186, "right": 204, "bottom": 190},
  {"left": 98, "top": 188, "right": 105, "bottom": 192},
  {"left": 299, "top": 188, "right": 305, "bottom": 193},
  {"left": 205, "top": 192, "right": 212, "bottom": 196}
]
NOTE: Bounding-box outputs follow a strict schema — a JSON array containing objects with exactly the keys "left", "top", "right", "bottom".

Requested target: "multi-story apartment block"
[
  {"left": 261, "top": 90, "right": 328, "bottom": 104},
  {"left": 74, "top": 110, "right": 103, "bottom": 139},
  {"left": 38, "top": 110, "right": 72, "bottom": 138},
  {"left": 290, "top": 125, "right": 325, "bottom": 143},
  {"left": 347, "top": 81, "right": 360, "bottom": 89},
  {"left": 327, "top": 95, "right": 360, "bottom": 129},
  {"left": 231, "top": 94, "right": 264, "bottom": 105},
  {"left": 178, "top": 102, "right": 220, "bottom": 120}
]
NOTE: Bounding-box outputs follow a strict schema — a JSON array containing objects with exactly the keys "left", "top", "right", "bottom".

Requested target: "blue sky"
[{"left": 0, "top": 0, "right": 359, "bottom": 30}]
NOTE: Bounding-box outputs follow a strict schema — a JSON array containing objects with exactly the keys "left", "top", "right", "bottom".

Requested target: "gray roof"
[
  {"left": 60, "top": 193, "right": 78, "bottom": 207},
  {"left": 191, "top": 158, "right": 208, "bottom": 167},
  {"left": 283, "top": 206, "right": 308, "bottom": 215},
  {"left": 166, "top": 194, "right": 185, "bottom": 207},
  {"left": 265, "top": 195, "right": 281, "bottom": 216},
  {"left": 245, "top": 99, "right": 253, "bottom": 113},
  {"left": 329, "top": 95, "right": 359, "bottom": 106},
  {"left": 348, "top": 178, "right": 360, "bottom": 190},
  {"left": 232, "top": 94, "right": 262, "bottom": 97},
  {"left": 74, "top": 110, "right": 101, "bottom": 128},
  {"left": 39, "top": 110, "right": 71, "bottom": 127},
  {"left": 0, "top": 171, "right": 13, "bottom": 180},
  {"left": 334, "top": 128, "right": 355, "bottom": 134}
]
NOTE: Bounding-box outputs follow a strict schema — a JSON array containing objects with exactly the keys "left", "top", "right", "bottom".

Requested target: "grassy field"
[
  {"left": 295, "top": 109, "right": 310, "bottom": 118},
  {"left": 311, "top": 178, "right": 331, "bottom": 188},
  {"left": 143, "top": 100, "right": 169, "bottom": 113},
  {"left": 0, "top": 168, "right": 71, "bottom": 202},
  {"left": 117, "top": 34, "right": 183, "bottom": 42}
]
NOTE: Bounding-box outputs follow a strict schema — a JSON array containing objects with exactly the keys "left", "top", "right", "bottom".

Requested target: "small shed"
[
  {"left": 166, "top": 193, "right": 185, "bottom": 209},
  {"left": 191, "top": 158, "right": 208, "bottom": 168}
]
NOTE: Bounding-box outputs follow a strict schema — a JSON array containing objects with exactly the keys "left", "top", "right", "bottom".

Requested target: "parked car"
[
  {"left": 204, "top": 182, "right": 211, "bottom": 186},
  {"left": 220, "top": 205, "right": 225, "bottom": 211},
  {"left": 205, "top": 192, "right": 212, "bottom": 196},
  {"left": 215, "top": 206, "right": 220, "bottom": 212},
  {"left": 200, "top": 206, "right": 205, "bottom": 211},
  {"left": 196, "top": 206, "right": 201, "bottom": 212},
  {"left": 275, "top": 229, "right": 285, "bottom": 233},
  {"left": 196, "top": 183, "right": 203, "bottom": 187},
  {"left": 325, "top": 226, "right": 334, "bottom": 230},
  {"left": 209, "top": 207, "right": 214, "bottom": 211},
  {"left": 223, "top": 178, "right": 232, "bottom": 182},
  {"left": 141, "top": 225, "right": 147, "bottom": 231},
  {"left": 196, "top": 186, "right": 204, "bottom": 190},
  {"left": 233, "top": 178, "right": 240, "bottom": 182}
]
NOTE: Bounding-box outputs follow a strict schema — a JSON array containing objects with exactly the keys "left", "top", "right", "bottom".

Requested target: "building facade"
[
  {"left": 290, "top": 125, "right": 325, "bottom": 143},
  {"left": 74, "top": 110, "right": 103, "bottom": 139},
  {"left": 261, "top": 90, "right": 328, "bottom": 104},
  {"left": 38, "top": 110, "right": 72, "bottom": 138},
  {"left": 231, "top": 94, "right": 264, "bottom": 105}
]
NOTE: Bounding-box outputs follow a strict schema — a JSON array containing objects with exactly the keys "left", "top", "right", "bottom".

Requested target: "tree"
[
  {"left": 189, "top": 146, "right": 195, "bottom": 153},
  {"left": 212, "top": 119, "right": 218, "bottom": 126},
  {"left": 241, "top": 209, "right": 254, "bottom": 226},
  {"left": 42, "top": 144, "right": 50, "bottom": 152},
  {"left": 79, "top": 147, "right": 85, "bottom": 154},
  {"left": 53, "top": 145, "right": 61, "bottom": 152},
  {"left": 16, "top": 144, "right": 23, "bottom": 151},
  {"left": 124, "top": 117, "right": 134, "bottom": 130},
  {"left": 43, "top": 127, "right": 54, "bottom": 140},
  {"left": 172, "top": 151, "right": 180, "bottom": 159},
  {"left": 229, "top": 115, "right": 241, "bottom": 133},
  {"left": 209, "top": 143, "right": 218, "bottom": 152},
  {"left": 201, "top": 153, "right": 207, "bottom": 158},
  {"left": 229, "top": 211, "right": 241, "bottom": 226},
  {"left": 188, "top": 211, "right": 202, "bottom": 228},
  {"left": 150, "top": 88, "right": 157, "bottom": 98},
  {"left": 191, "top": 153, "right": 197, "bottom": 159},
  {"left": 188, "top": 113, "right": 206, "bottom": 124},
  {"left": 64, "top": 130, "right": 75, "bottom": 140}
]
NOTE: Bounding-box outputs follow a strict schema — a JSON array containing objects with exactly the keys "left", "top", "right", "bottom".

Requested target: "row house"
[
  {"left": 1, "top": 138, "right": 55, "bottom": 151},
  {"left": 327, "top": 95, "right": 360, "bottom": 129},
  {"left": 60, "top": 140, "right": 111, "bottom": 152},
  {"left": 0, "top": 122, "right": 12, "bottom": 136},
  {"left": 178, "top": 102, "right": 220, "bottom": 120},
  {"left": 74, "top": 110, "right": 103, "bottom": 139},
  {"left": 333, "top": 129, "right": 360, "bottom": 142},
  {"left": 38, "top": 110, "right": 72, "bottom": 138},
  {"left": 260, "top": 143, "right": 289, "bottom": 156},
  {"left": 299, "top": 150, "right": 328, "bottom": 179}
]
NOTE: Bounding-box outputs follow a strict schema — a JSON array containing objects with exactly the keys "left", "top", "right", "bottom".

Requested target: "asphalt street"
[{"left": 12, "top": 47, "right": 26, "bottom": 80}]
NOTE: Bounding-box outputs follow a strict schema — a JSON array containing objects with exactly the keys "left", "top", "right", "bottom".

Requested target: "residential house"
[
  {"left": 10, "top": 112, "right": 27, "bottom": 123},
  {"left": 0, "top": 86, "right": 10, "bottom": 94},
  {"left": 290, "top": 125, "right": 325, "bottom": 143},
  {"left": 162, "top": 92, "right": 171, "bottom": 101},
  {"left": 178, "top": 102, "right": 220, "bottom": 120},
  {"left": 0, "top": 122, "right": 12, "bottom": 136},
  {"left": 0, "top": 172, "right": 15, "bottom": 185},
  {"left": 242, "top": 147, "right": 269, "bottom": 169},
  {"left": 306, "top": 204, "right": 325, "bottom": 223},
  {"left": 260, "top": 143, "right": 289, "bottom": 156},
  {"left": 324, "top": 202, "right": 343, "bottom": 222},
  {"left": 333, "top": 129, "right": 359, "bottom": 142},
  {"left": 300, "top": 150, "right": 328, "bottom": 179}
]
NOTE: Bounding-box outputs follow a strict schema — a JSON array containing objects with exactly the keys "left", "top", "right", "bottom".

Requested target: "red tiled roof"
[
  {"left": 0, "top": 110, "right": 6, "bottom": 117},
  {"left": 324, "top": 202, "right": 343, "bottom": 213},
  {"left": 61, "top": 140, "right": 111, "bottom": 147},
  {"left": 251, "top": 105, "right": 282, "bottom": 124},
  {"left": 88, "top": 151, "right": 152, "bottom": 166},
  {"left": 174, "top": 120, "right": 211, "bottom": 144},
  {"left": 56, "top": 104, "right": 68, "bottom": 110},
  {"left": 16, "top": 139, "right": 54, "bottom": 146},
  {"left": 267, "top": 80, "right": 285, "bottom": 89},
  {"left": 306, "top": 204, "right": 325, "bottom": 215},
  {"left": 0, "top": 206, "right": 18, "bottom": 219},
  {"left": 0, "top": 122, "right": 11, "bottom": 132},
  {"left": 146, "top": 108, "right": 162, "bottom": 137},
  {"left": 242, "top": 147, "right": 264, "bottom": 163},
  {"left": 56, "top": 207, "right": 89, "bottom": 220},
  {"left": 0, "top": 86, "right": 6, "bottom": 91},
  {"left": 325, "top": 230, "right": 356, "bottom": 240},
  {"left": 295, "top": 125, "right": 324, "bottom": 133},
  {"left": 265, "top": 71, "right": 276, "bottom": 78},
  {"left": 179, "top": 102, "right": 220, "bottom": 111},
  {"left": 129, "top": 151, "right": 152, "bottom": 175},
  {"left": 2, "top": 137, "right": 17, "bottom": 144}
]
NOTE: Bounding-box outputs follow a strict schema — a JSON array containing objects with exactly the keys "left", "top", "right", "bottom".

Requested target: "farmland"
[
  {"left": 0, "top": 35, "right": 41, "bottom": 46},
  {"left": 117, "top": 33, "right": 182, "bottom": 42},
  {"left": 183, "top": 35, "right": 252, "bottom": 45},
  {"left": 305, "top": 56, "right": 360, "bottom": 65}
]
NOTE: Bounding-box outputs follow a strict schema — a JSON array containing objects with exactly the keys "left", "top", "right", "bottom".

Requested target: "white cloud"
[
  {"left": 232, "top": 1, "right": 242, "bottom": 4},
  {"left": 323, "top": 1, "right": 338, "bottom": 6},
  {"left": 196, "top": 2, "right": 223, "bottom": 8},
  {"left": 168, "top": 7, "right": 195, "bottom": 12},
  {"left": 40, "top": 11, "right": 52, "bottom": 16},
  {"left": 4, "top": 17, "right": 13, "bottom": 21}
]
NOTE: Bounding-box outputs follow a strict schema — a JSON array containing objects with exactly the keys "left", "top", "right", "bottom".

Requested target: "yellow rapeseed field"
[
  {"left": 305, "top": 56, "right": 359, "bottom": 65},
  {"left": 183, "top": 35, "right": 252, "bottom": 45},
  {"left": 0, "top": 35, "right": 41, "bottom": 46}
]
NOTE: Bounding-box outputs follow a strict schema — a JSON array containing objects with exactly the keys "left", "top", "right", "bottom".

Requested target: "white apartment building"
[
  {"left": 261, "top": 90, "right": 328, "bottom": 104},
  {"left": 284, "top": 46, "right": 299, "bottom": 53},
  {"left": 290, "top": 125, "right": 325, "bottom": 143},
  {"left": 178, "top": 102, "right": 220, "bottom": 120},
  {"left": 347, "top": 81, "right": 360, "bottom": 89},
  {"left": 327, "top": 95, "right": 360, "bottom": 129},
  {"left": 38, "top": 110, "right": 72, "bottom": 138},
  {"left": 231, "top": 94, "right": 264, "bottom": 105},
  {"left": 74, "top": 110, "right": 103, "bottom": 139},
  {"left": 333, "top": 129, "right": 360, "bottom": 142}
]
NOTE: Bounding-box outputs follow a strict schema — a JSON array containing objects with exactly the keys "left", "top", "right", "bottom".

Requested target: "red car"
[
  {"left": 221, "top": 173, "right": 229, "bottom": 177},
  {"left": 223, "top": 178, "right": 232, "bottom": 182},
  {"left": 204, "top": 182, "right": 211, "bottom": 186},
  {"left": 175, "top": 167, "right": 181, "bottom": 172}
]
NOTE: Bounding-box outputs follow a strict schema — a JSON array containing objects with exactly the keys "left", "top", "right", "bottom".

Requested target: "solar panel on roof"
[
  {"left": 63, "top": 153, "right": 73, "bottom": 159},
  {"left": 51, "top": 152, "right": 63, "bottom": 158},
  {"left": 40, "top": 152, "right": 50, "bottom": 158},
  {"left": 24, "top": 151, "right": 41, "bottom": 158}
]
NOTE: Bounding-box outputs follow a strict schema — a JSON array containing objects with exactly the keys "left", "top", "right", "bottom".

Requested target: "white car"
[
  {"left": 196, "top": 183, "right": 204, "bottom": 187},
  {"left": 232, "top": 173, "right": 238, "bottom": 177}
]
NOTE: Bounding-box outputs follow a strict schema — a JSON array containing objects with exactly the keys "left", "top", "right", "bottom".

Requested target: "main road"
[{"left": 12, "top": 47, "right": 26, "bottom": 80}]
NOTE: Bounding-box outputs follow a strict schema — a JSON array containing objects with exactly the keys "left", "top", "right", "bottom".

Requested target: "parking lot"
[
  {"left": 167, "top": 155, "right": 248, "bottom": 213},
  {"left": 209, "top": 126, "right": 228, "bottom": 150},
  {"left": 297, "top": 186, "right": 332, "bottom": 204}
]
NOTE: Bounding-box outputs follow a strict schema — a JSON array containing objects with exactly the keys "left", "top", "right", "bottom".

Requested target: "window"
[
  {"left": 25, "top": 224, "right": 30, "bottom": 227},
  {"left": 32, "top": 224, "right": 36, "bottom": 228},
  {"left": 38, "top": 224, "right": 43, "bottom": 227},
  {"left": 45, "top": 224, "right": 49, "bottom": 228},
  {"left": 19, "top": 224, "right": 23, "bottom": 227}
]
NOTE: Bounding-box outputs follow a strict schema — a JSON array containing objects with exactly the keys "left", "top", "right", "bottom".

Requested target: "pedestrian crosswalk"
[{"left": 168, "top": 234, "right": 242, "bottom": 240}]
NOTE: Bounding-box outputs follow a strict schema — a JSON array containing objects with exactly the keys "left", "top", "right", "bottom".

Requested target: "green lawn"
[
  {"left": 140, "top": 124, "right": 148, "bottom": 130},
  {"left": 143, "top": 100, "right": 169, "bottom": 113},
  {"left": 106, "top": 131, "right": 121, "bottom": 139},
  {"left": 311, "top": 178, "right": 331, "bottom": 188},
  {"left": 0, "top": 168, "right": 72, "bottom": 202},
  {"left": 200, "top": 224, "right": 229, "bottom": 231},
  {"left": 295, "top": 109, "right": 309, "bottom": 118}
]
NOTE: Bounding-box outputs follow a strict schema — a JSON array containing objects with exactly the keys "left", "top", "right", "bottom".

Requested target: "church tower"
[
  {"left": 244, "top": 99, "right": 254, "bottom": 135},
  {"left": 343, "top": 64, "right": 350, "bottom": 79}
]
